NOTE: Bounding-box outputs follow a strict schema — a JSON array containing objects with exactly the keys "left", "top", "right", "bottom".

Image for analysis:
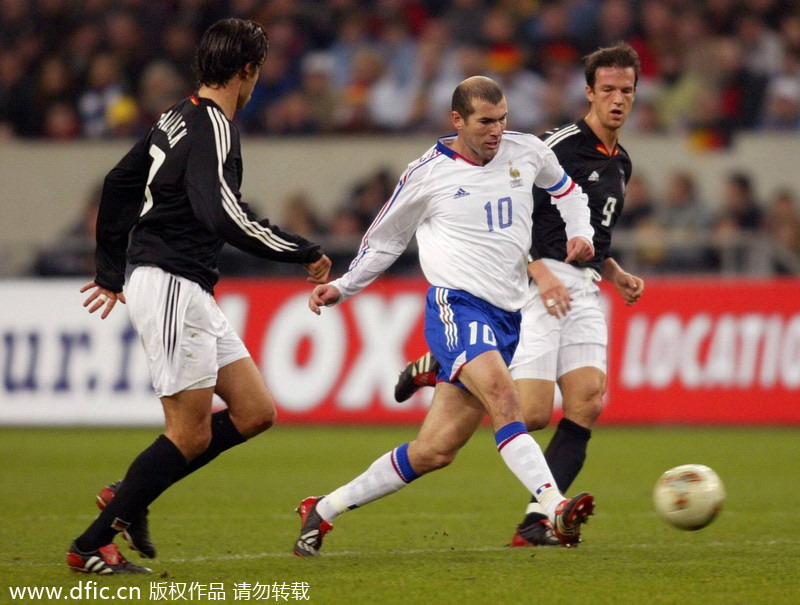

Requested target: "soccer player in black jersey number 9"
[
  {"left": 394, "top": 42, "right": 645, "bottom": 547},
  {"left": 68, "top": 18, "right": 331, "bottom": 574}
]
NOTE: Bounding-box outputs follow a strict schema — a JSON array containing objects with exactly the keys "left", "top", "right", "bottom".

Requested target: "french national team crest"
[{"left": 509, "top": 163, "right": 523, "bottom": 188}]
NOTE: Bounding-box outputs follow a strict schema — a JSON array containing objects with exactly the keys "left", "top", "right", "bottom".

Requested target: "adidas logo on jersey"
[
  {"left": 588, "top": 171, "right": 600, "bottom": 182},
  {"left": 453, "top": 188, "right": 470, "bottom": 198}
]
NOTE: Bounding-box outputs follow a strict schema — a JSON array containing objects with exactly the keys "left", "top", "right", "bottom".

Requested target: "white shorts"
[
  {"left": 126, "top": 266, "right": 250, "bottom": 397},
  {"left": 509, "top": 259, "right": 607, "bottom": 381}
]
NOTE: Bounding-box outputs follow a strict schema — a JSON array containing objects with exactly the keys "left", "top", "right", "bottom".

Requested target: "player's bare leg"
[
  {"left": 457, "top": 351, "right": 593, "bottom": 544},
  {"left": 294, "top": 383, "right": 484, "bottom": 556},
  {"left": 215, "top": 357, "right": 276, "bottom": 439},
  {"left": 96, "top": 358, "right": 276, "bottom": 559}
]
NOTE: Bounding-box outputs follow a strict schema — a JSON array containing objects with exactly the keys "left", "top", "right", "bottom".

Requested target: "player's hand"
[
  {"left": 564, "top": 236, "right": 595, "bottom": 264},
  {"left": 538, "top": 281, "right": 571, "bottom": 318},
  {"left": 613, "top": 272, "right": 644, "bottom": 306},
  {"left": 309, "top": 284, "right": 341, "bottom": 315},
  {"left": 80, "top": 281, "right": 125, "bottom": 320},
  {"left": 305, "top": 254, "right": 332, "bottom": 284},
  {"left": 530, "top": 264, "right": 570, "bottom": 318}
]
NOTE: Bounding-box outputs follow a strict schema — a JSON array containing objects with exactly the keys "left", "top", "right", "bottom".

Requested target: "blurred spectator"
[
  {"left": 62, "top": 22, "right": 104, "bottom": 82},
  {"left": 296, "top": 51, "right": 340, "bottom": 133},
  {"left": 137, "top": 60, "right": 189, "bottom": 128},
  {"left": 330, "top": 167, "right": 395, "bottom": 237},
  {"left": 780, "top": 12, "right": 800, "bottom": 56},
  {"left": 616, "top": 174, "right": 656, "bottom": 230},
  {"left": 628, "top": 0, "right": 677, "bottom": 81},
  {"left": 523, "top": 1, "right": 572, "bottom": 53},
  {"left": 329, "top": 211, "right": 363, "bottom": 239},
  {"left": 658, "top": 171, "right": 713, "bottom": 232},
  {"left": 329, "top": 10, "right": 376, "bottom": 91},
  {"left": 265, "top": 90, "right": 317, "bottom": 134},
  {"left": 33, "top": 56, "right": 77, "bottom": 116},
  {"left": 716, "top": 172, "right": 764, "bottom": 231},
  {"left": 0, "top": 47, "right": 29, "bottom": 136},
  {"left": 159, "top": 21, "right": 200, "bottom": 87},
  {"left": 238, "top": 48, "right": 300, "bottom": 133},
  {"left": 31, "top": 183, "right": 100, "bottom": 276},
  {"left": 711, "top": 37, "right": 768, "bottom": 132},
  {"left": 0, "top": 0, "right": 34, "bottom": 43},
  {"left": 591, "top": 0, "right": 636, "bottom": 51},
  {"left": 78, "top": 52, "right": 135, "bottom": 138},
  {"left": 42, "top": 100, "right": 81, "bottom": 139},
  {"left": 759, "top": 75, "right": 800, "bottom": 130},
  {"left": 338, "top": 48, "right": 385, "bottom": 132},
  {"left": 401, "top": 29, "right": 450, "bottom": 132},
  {"left": 736, "top": 8, "right": 784, "bottom": 78},
  {"left": 281, "top": 191, "right": 326, "bottom": 240},
  {"left": 103, "top": 9, "right": 151, "bottom": 89},
  {"left": 761, "top": 187, "right": 800, "bottom": 273},
  {"left": 368, "top": 16, "right": 421, "bottom": 131},
  {"left": 657, "top": 171, "right": 713, "bottom": 271},
  {"left": 628, "top": 217, "right": 669, "bottom": 274},
  {"left": 650, "top": 45, "right": 705, "bottom": 133},
  {"left": 440, "top": 0, "right": 487, "bottom": 47},
  {"left": 703, "top": 0, "right": 741, "bottom": 36},
  {"left": 375, "top": 13, "right": 418, "bottom": 93}
]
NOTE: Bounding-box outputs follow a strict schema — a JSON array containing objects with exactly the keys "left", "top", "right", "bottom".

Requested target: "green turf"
[{"left": 0, "top": 425, "right": 798, "bottom": 604}]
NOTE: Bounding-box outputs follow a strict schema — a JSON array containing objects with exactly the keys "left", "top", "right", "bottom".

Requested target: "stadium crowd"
[
  {"left": 2, "top": 0, "right": 800, "bottom": 139},
  {"left": 4, "top": 0, "right": 800, "bottom": 276}
]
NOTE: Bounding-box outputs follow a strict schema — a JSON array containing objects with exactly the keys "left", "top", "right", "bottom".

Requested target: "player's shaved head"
[{"left": 452, "top": 76, "right": 505, "bottom": 119}]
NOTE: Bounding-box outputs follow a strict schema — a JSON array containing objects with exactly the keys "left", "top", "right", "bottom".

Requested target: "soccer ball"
[{"left": 653, "top": 464, "right": 725, "bottom": 530}]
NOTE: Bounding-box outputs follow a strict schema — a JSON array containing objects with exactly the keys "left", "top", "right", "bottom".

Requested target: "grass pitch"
[{"left": 0, "top": 425, "right": 798, "bottom": 604}]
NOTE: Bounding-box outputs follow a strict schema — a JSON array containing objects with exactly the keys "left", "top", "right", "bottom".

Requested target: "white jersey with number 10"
[{"left": 331, "top": 131, "right": 593, "bottom": 312}]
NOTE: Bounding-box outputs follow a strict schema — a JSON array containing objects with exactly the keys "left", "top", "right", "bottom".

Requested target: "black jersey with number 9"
[{"left": 530, "top": 119, "right": 632, "bottom": 273}]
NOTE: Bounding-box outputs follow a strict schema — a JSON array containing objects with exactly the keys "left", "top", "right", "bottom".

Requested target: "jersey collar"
[
  {"left": 578, "top": 119, "right": 619, "bottom": 156},
  {"left": 435, "top": 135, "right": 481, "bottom": 166}
]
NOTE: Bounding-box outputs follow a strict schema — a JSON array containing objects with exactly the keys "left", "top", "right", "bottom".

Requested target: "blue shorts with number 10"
[{"left": 424, "top": 286, "right": 522, "bottom": 388}]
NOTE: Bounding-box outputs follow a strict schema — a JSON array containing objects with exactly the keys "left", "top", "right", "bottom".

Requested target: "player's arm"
[
  {"left": 83, "top": 135, "right": 149, "bottom": 318},
  {"left": 185, "top": 112, "right": 327, "bottom": 271},
  {"left": 534, "top": 149, "right": 595, "bottom": 263},
  {"left": 319, "top": 167, "right": 428, "bottom": 308},
  {"left": 602, "top": 256, "right": 644, "bottom": 305},
  {"left": 94, "top": 135, "right": 150, "bottom": 294}
]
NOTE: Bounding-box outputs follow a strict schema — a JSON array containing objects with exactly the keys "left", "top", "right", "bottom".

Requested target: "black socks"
[
  {"left": 75, "top": 434, "right": 187, "bottom": 552},
  {"left": 175, "top": 409, "right": 246, "bottom": 480}
]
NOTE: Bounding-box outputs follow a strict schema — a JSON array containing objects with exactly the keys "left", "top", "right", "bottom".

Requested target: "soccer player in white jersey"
[
  {"left": 393, "top": 43, "right": 645, "bottom": 548},
  {"left": 293, "top": 76, "right": 596, "bottom": 556}
]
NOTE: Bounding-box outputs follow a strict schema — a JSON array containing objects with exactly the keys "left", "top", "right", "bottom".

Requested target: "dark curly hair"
[{"left": 193, "top": 18, "right": 268, "bottom": 87}]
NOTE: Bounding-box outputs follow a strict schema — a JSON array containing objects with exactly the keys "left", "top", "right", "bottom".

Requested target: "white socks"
[
  {"left": 316, "top": 444, "right": 418, "bottom": 522},
  {"left": 496, "top": 422, "right": 563, "bottom": 519}
]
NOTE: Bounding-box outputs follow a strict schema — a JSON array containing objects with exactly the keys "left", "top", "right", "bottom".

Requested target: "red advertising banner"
[
  {"left": 215, "top": 277, "right": 800, "bottom": 426},
  {"left": 603, "top": 278, "right": 800, "bottom": 425}
]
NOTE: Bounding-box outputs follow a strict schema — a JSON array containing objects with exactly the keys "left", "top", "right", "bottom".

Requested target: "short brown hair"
[
  {"left": 451, "top": 76, "right": 505, "bottom": 119},
  {"left": 584, "top": 41, "right": 640, "bottom": 90}
]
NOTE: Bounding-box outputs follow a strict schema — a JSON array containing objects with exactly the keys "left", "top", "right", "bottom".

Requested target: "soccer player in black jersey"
[
  {"left": 68, "top": 18, "right": 331, "bottom": 574},
  {"left": 394, "top": 42, "right": 644, "bottom": 547}
]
